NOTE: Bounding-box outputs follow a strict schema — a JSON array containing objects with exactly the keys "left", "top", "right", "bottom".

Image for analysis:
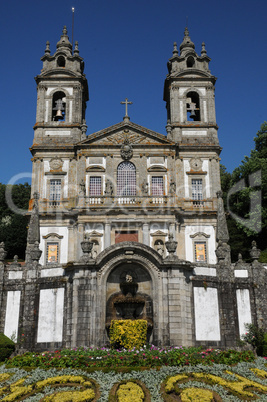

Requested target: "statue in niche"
[
  {"left": 155, "top": 239, "right": 164, "bottom": 256},
  {"left": 91, "top": 240, "right": 99, "bottom": 259},
  {"left": 141, "top": 181, "right": 148, "bottom": 195},
  {"left": 79, "top": 179, "right": 86, "bottom": 196},
  {"left": 169, "top": 180, "right": 176, "bottom": 194},
  {"left": 105, "top": 179, "right": 113, "bottom": 196},
  {"left": 126, "top": 274, "right": 133, "bottom": 283}
]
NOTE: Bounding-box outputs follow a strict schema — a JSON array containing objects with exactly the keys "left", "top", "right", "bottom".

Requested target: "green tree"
[
  {"left": 0, "top": 183, "right": 31, "bottom": 260},
  {"left": 220, "top": 164, "right": 251, "bottom": 261},
  {"left": 225, "top": 122, "right": 267, "bottom": 261}
]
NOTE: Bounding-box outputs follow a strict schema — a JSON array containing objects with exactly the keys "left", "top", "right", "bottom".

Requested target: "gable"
[{"left": 78, "top": 121, "right": 174, "bottom": 147}]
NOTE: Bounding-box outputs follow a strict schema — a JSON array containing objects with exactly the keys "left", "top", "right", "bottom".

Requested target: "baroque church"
[{"left": 0, "top": 27, "right": 266, "bottom": 351}]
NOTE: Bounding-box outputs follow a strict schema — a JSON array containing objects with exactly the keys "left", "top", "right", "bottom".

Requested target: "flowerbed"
[
  {"left": 0, "top": 357, "right": 267, "bottom": 401},
  {"left": 5, "top": 346, "right": 254, "bottom": 370}
]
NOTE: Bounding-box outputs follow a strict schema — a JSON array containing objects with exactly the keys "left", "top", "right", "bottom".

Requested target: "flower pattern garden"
[{"left": 1, "top": 346, "right": 267, "bottom": 401}]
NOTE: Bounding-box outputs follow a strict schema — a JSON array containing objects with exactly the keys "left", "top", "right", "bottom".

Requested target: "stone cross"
[{"left": 120, "top": 98, "right": 133, "bottom": 117}]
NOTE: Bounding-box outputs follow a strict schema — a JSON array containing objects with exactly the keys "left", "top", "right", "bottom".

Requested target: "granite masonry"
[{"left": 0, "top": 27, "right": 266, "bottom": 351}]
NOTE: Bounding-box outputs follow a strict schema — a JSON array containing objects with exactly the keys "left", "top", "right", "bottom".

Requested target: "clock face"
[{"left": 190, "top": 158, "right": 202, "bottom": 171}]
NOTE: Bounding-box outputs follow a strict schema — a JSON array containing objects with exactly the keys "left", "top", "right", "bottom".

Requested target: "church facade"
[{"left": 0, "top": 27, "right": 266, "bottom": 351}]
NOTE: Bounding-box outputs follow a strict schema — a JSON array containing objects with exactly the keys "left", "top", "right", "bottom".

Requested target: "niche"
[{"left": 186, "top": 91, "right": 200, "bottom": 121}]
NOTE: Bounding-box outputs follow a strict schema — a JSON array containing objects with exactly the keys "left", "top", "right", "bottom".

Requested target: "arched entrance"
[
  {"left": 106, "top": 262, "right": 153, "bottom": 342},
  {"left": 95, "top": 242, "right": 163, "bottom": 346}
]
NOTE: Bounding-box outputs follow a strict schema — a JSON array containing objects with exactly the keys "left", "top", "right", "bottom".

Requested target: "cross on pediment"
[{"left": 120, "top": 98, "right": 133, "bottom": 118}]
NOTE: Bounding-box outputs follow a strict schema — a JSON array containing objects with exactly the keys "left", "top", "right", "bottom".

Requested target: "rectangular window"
[
  {"left": 46, "top": 242, "right": 59, "bottom": 264},
  {"left": 195, "top": 242, "right": 207, "bottom": 262},
  {"left": 151, "top": 176, "right": 164, "bottom": 196},
  {"left": 192, "top": 179, "right": 203, "bottom": 200},
  {"left": 50, "top": 179, "right": 61, "bottom": 201},
  {"left": 89, "top": 176, "right": 102, "bottom": 196}
]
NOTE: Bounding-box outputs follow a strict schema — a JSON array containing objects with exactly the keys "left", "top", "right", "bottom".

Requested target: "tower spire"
[
  {"left": 56, "top": 26, "right": 72, "bottom": 54},
  {"left": 180, "top": 27, "right": 195, "bottom": 55}
]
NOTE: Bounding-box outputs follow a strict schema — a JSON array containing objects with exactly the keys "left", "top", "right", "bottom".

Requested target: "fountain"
[{"left": 106, "top": 273, "right": 153, "bottom": 341}]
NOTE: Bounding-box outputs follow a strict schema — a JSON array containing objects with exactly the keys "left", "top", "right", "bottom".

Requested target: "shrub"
[
  {"left": 256, "top": 333, "right": 267, "bottom": 357},
  {"left": 109, "top": 320, "right": 147, "bottom": 349},
  {"left": 242, "top": 323, "right": 265, "bottom": 355},
  {"left": 0, "top": 333, "right": 15, "bottom": 361}
]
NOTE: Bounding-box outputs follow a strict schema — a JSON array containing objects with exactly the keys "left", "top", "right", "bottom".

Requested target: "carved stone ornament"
[
  {"left": 50, "top": 157, "right": 63, "bottom": 171},
  {"left": 190, "top": 158, "right": 202, "bottom": 171},
  {"left": 250, "top": 240, "right": 261, "bottom": 261},
  {"left": 165, "top": 234, "right": 177, "bottom": 256},
  {"left": 0, "top": 242, "right": 7, "bottom": 261},
  {"left": 120, "top": 136, "right": 133, "bottom": 160},
  {"left": 80, "top": 235, "right": 94, "bottom": 263},
  {"left": 30, "top": 241, "right": 42, "bottom": 262}
]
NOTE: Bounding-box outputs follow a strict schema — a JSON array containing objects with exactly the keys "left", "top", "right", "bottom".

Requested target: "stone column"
[
  {"left": 142, "top": 223, "right": 149, "bottom": 246},
  {"left": 77, "top": 223, "right": 84, "bottom": 260},
  {"left": 68, "top": 225, "right": 75, "bottom": 262},
  {"left": 104, "top": 223, "right": 111, "bottom": 248}
]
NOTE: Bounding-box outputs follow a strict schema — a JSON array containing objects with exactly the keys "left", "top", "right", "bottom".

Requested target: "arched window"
[
  {"left": 57, "top": 56, "right": 66, "bottom": 67},
  {"left": 186, "top": 56, "right": 195, "bottom": 68},
  {"left": 117, "top": 162, "right": 136, "bottom": 196},
  {"left": 52, "top": 91, "right": 66, "bottom": 121},
  {"left": 186, "top": 91, "right": 200, "bottom": 121}
]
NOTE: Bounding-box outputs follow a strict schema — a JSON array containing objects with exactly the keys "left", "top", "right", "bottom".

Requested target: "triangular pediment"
[{"left": 78, "top": 121, "right": 174, "bottom": 147}]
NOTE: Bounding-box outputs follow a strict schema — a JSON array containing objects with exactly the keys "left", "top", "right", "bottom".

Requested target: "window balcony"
[
  {"left": 183, "top": 199, "right": 216, "bottom": 210},
  {"left": 85, "top": 195, "right": 169, "bottom": 207}
]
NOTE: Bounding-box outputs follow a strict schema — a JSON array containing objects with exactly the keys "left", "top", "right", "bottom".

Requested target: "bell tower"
[
  {"left": 33, "top": 26, "right": 89, "bottom": 144},
  {"left": 164, "top": 28, "right": 218, "bottom": 145}
]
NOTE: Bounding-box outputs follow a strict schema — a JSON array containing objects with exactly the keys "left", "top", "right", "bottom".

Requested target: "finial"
[
  {"left": 0, "top": 242, "right": 7, "bottom": 261},
  {"left": 45, "top": 41, "right": 50, "bottom": 55},
  {"left": 172, "top": 42, "right": 178, "bottom": 56},
  {"left": 56, "top": 26, "right": 72, "bottom": 52},
  {"left": 180, "top": 27, "right": 195, "bottom": 54},
  {"left": 184, "top": 27, "right": 189, "bottom": 37},
  {"left": 250, "top": 240, "right": 261, "bottom": 261},
  {"left": 201, "top": 42, "right": 207, "bottom": 56},
  {"left": 74, "top": 41, "right": 79, "bottom": 55},
  {"left": 81, "top": 119, "right": 88, "bottom": 140},
  {"left": 166, "top": 120, "right": 172, "bottom": 135}
]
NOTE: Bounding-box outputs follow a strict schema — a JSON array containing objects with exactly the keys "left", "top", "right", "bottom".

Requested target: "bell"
[
  {"left": 189, "top": 110, "right": 196, "bottom": 119},
  {"left": 56, "top": 109, "right": 63, "bottom": 119}
]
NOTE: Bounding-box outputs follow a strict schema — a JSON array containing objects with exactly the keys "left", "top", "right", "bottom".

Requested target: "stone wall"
[{"left": 0, "top": 243, "right": 266, "bottom": 351}]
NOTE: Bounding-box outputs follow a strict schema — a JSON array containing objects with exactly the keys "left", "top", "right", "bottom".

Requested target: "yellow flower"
[
  {"left": 43, "top": 389, "right": 95, "bottom": 401},
  {"left": 0, "top": 374, "right": 11, "bottom": 382},
  {"left": 165, "top": 374, "right": 188, "bottom": 392},
  {"left": 35, "top": 375, "right": 85, "bottom": 390},
  {"left": 180, "top": 388, "right": 213, "bottom": 402},
  {"left": 251, "top": 368, "right": 267, "bottom": 378},
  {"left": 116, "top": 382, "right": 144, "bottom": 401}
]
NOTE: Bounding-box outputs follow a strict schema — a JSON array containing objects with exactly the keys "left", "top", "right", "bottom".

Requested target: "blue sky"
[{"left": 0, "top": 0, "right": 266, "bottom": 184}]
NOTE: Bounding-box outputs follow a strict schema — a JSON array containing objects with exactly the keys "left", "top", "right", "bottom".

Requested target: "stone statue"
[
  {"left": 169, "top": 180, "right": 176, "bottom": 194},
  {"left": 141, "top": 181, "right": 148, "bottom": 195},
  {"left": 126, "top": 274, "right": 133, "bottom": 283},
  {"left": 79, "top": 179, "right": 86, "bottom": 196},
  {"left": 105, "top": 180, "right": 113, "bottom": 196},
  {"left": 156, "top": 242, "right": 164, "bottom": 256}
]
